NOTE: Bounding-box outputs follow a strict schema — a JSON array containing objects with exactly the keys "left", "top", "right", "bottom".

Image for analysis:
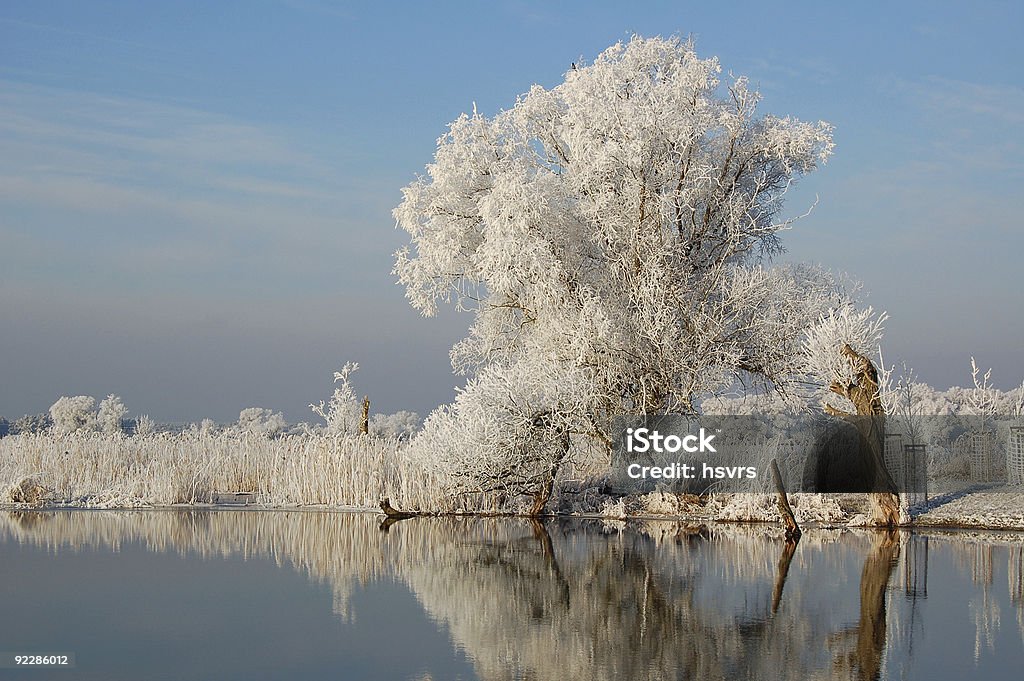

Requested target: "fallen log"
[{"left": 379, "top": 497, "right": 419, "bottom": 520}]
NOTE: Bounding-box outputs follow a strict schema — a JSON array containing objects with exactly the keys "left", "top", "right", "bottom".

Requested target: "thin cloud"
[{"left": 889, "top": 75, "right": 1024, "bottom": 126}]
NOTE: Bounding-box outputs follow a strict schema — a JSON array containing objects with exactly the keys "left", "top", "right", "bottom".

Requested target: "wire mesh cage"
[
  {"left": 954, "top": 431, "right": 995, "bottom": 482},
  {"left": 904, "top": 444, "right": 928, "bottom": 505},
  {"left": 1008, "top": 426, "right": 1024, "bottom": 486},
  {"left": 884, "top": 433, "right": 905, "bottom": 489}
]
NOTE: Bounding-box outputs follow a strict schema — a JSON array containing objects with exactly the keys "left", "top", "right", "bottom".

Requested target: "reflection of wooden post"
[
  {"left": 770, "top": 459, "right": 801, "bottom": 540},
  {"left": 360, "top": 396, "right": 370, "bottom": 435},
  {"left": 771, "top": 536, "right": 799, "bottom": 615}
]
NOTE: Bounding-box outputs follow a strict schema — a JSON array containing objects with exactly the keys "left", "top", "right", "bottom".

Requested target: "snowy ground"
[
  {"left": 910, "top": 482, "right": 1024, "bottom": 530},
  {"left": 556, "top": 479, "right": 1024, "bottom": 530}
]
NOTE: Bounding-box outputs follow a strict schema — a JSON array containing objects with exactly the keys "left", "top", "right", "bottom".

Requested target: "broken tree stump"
[
  {"left": 771, "top": 458, "right": 801, "bottom": 540},
  {"left": 379, "top": 497, "right": 418, "bottom": 520}
]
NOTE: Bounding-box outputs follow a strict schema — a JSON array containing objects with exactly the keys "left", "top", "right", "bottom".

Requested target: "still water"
[{"left": 1, "top": 510, "right": 1022, "bottom": 680}]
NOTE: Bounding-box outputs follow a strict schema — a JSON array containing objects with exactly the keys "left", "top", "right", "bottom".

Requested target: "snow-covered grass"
[
  {"left": 5, "top": 430, "right": 1023, "bottom": 530},
  {"left": 0, "top": 431, "right": 461, "bottom": 511},
  {"left": 913, "top": 485, "right": 1024, "bottom": 530}
]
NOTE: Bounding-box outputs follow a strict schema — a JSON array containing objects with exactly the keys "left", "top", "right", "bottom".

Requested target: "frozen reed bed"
[{"left": 0, "top": 431, "right": 474, "bottom": 511}]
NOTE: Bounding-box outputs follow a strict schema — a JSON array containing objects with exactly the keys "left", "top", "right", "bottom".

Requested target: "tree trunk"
[
  {"left": 360, "top": 396, "right": 370, "bottom": 435},
  {"left": 770, "top": 458, "right": 801, "bottom": 540},
  {"left": 529, "top": 428, "right": 570, "bottom": 517},
  {"left": 827, "top": 344, "right": 902, "bottom": 527}
]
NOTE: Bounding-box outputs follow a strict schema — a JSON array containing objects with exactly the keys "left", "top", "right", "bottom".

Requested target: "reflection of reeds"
[
  {"left": 5, "top": 510, "right": 1022, "bottom": 680},
  {"left": 0, "top": 511, "right": 870, "bottom": 681}
]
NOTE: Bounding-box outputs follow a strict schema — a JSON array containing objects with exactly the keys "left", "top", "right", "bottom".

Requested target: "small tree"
[
  {"left": 411, "top": 359, "right": 593, "bottom": 513},
  {"left": 369, "top": 410, "right": 421, "bottom": 440},
  {"left": 238, "top": 407, "right": 287, "bottom": 438},
  {"left": 310, "top": 362, "right": 363, "bottom": 436},
  {"left": 134, "top": 414, "right": 156, "bottom": 436},
  {"left": 13, "top": 413, "right": 51, "bottom": 434},
  {"left": 97, "top": 394, "right": 129, "bottom": 434},
  {"left": 49, "top": 395, "right": 97, "bottom": 435}
]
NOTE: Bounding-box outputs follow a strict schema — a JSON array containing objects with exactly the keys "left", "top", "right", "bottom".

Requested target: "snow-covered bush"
[
  {"left": 134, "top": 414, "right": 156, "bottom": 436},
  {"left": 49, "top": 396, "right": 97, "bottom": 435},
  {"left": 237, "top": 407, "right": 287, "bottom": 438},
  {"left": 369, "top": 411, "right": 420, "bottom": 440},
  {"left": 13, "top": 413, "right": 51, "bottom": 434},
  {"left": 408, "top": 358, "right": 593, "bottom": 508},
  {"left": 97, "top": 395, "right": 128, "bottom": 434}
]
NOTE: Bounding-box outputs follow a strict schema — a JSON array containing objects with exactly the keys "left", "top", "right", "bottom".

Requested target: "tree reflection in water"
[{"left": 3, "top": 510, "right": 1023, "bottom": 680}]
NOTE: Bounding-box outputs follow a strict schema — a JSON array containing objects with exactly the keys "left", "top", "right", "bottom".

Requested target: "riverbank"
[
  {"left": 5, "top": 431, "right": 1022, "bottom": 530},
  {"left": 6, "top": 486, "right": 1023, "bottom": 531}
]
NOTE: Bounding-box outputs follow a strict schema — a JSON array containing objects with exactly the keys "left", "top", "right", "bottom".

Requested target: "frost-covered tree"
[
  {"left": 13, "top": 413, "right": 51, "bottom": 434},
  {"left": 396, "top": 35, "right": 859, "bottom": 481},
  {"left": 369, "top": 410, "right": 421, "bottom": 440},
  {"left": 802, "top": 305, "right": 887, "bottom": 415},
  {"left": 134, "top": 414, "right": 156, "bottom": 436},
  {"left": 49, "top": 395, "right": 97, "bottom": 435},
  {"left": 801, "top": 306, "right": 905, "bottom": 525},
  {"left": 237, "top": 407, "right": 288, "bottom": 438},
  {"left": 310, "top": 362, "right": 363, "bottom": 436},
  {"left": 97, "top": 394, "right": 128, "bottom": 434}
]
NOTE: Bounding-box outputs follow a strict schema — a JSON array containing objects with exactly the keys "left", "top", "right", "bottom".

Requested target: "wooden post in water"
[{"left": 771, "top": 458, "right": 801, "bottom": 540}]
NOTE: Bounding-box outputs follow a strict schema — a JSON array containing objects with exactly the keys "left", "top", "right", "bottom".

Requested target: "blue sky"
[{"left": 1, "top": 1, "right": 1022, "bottom": 423}]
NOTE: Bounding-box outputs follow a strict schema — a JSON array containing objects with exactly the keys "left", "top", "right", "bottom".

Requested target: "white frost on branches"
[
  {"left": 237, "top": 407, "right": 287, "bottom": 438},
  {"left": 49, "top": 396, "right": 97, "bottom": 435},
  {"left": 410, "top": 359, "right": 595, "bottom": 497},
  {"left": 395, "top": 35, "right": 856, "bottom": 474},
  {"left": 801, "top": 305, "right": 887, "bottom": 412},
  {"left": 369, "top": 411, "right": 420, "bottom": 440},
  {"left": 97, "top": 395, "right": 128, "bottom": 435},
  {"left": 310, "top": 362, "right": 363, "bottom": 436}
]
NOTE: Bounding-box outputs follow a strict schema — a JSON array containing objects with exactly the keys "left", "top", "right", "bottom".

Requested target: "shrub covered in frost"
[
  {"left": 237, "top": 407, "right": 288, "bottom": 438},
  {"left": 49, "top": 396, "right": 97, "bottom": 435},
  {"left": 369, "top": 411, "right": 420, "bottom": 440},
  {"left": 97, "top": 395, "right": 128, "bottom": 435}
]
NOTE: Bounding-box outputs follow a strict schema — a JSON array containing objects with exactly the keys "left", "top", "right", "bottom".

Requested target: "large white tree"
[{"left": 395, "top": 36, "right": 874, "bottom": 505}]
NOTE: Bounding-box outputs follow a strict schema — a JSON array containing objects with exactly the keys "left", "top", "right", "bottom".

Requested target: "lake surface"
[{"left": 1, "top": 510, "right": 1023, "bottom": 680}]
